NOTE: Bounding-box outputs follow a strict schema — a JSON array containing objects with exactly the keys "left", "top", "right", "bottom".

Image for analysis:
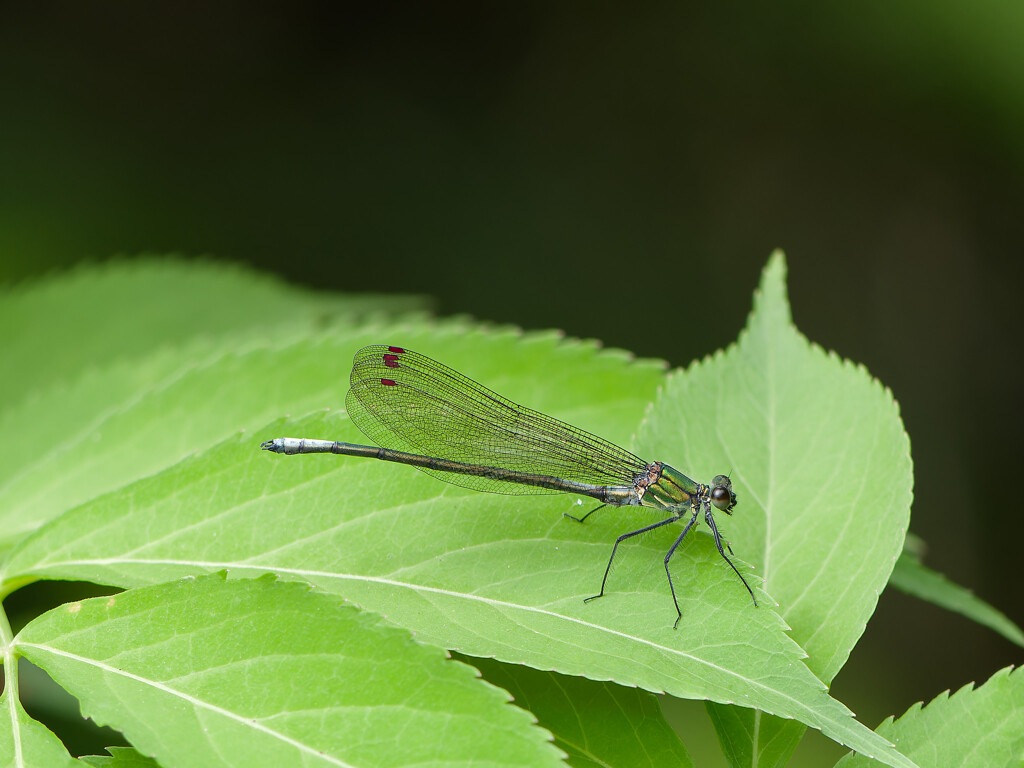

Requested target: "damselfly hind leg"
[
  {"left": 583, "top": 516, "right": 679, "bottom": 606},
  {"left": 563, "top": 503, "right": 605, "bottom": 523}
]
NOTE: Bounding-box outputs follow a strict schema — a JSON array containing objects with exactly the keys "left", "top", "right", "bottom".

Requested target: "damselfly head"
[{"left": 709, "top": 474, "right": 737, "bottom": 514}]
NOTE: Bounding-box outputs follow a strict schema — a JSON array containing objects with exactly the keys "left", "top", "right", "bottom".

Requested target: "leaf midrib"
[{"left": 15, "top": 642, "right": 360, "bottom": 768}]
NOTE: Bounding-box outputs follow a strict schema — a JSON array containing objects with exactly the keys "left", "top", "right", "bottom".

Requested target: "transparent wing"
[{"left": 344, "top": 345, "right": 647, "bottom": 495}]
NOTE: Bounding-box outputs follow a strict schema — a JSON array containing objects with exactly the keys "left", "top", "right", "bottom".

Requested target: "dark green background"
[{"left": 2, "top": 2, "right": 1021, "bottom": 763}]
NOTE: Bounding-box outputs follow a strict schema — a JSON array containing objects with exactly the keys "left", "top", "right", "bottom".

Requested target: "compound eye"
[{"left": 710, "top": 485, "right": 735, "bottom": 512}]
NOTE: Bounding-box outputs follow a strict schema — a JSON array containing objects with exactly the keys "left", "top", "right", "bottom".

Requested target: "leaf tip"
[{"left": 745, "top": 250, "right": 794, "bottom": 339}]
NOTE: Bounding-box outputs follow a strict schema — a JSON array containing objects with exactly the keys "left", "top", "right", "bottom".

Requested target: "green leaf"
[
  {"left": 890, "top": 550, "right": 1024, "bottom": 648},
  {"left": 464, "top": 655, "right": 694, "bottom": 768},
  {"left": 896, "top": 533, "right": 1024, "bottom": 646},
  {"left": 3, "top": 324, "right": 917, "bottom": 767},
  {"left": 835, "top": 666, "right": 1024, "bottom": 768},
  {"left": 0, "top": 329, "right": 660, "bottom": 572},
  {"left": 15, "top": 573, "right": 562, "bottom": 768},
  {"left": 0, "top": 257, "right": 426, "bottom": 408},
  {"left": 0, "top": 688, "right": 78, "bottom": 768},
  {"left": 686, "top": 253, "right": 913, "bottom": 766},
  {"left": 0, "top": 258, "right": 430, "bottom": 552},
  {"left": 79, "top": 747, "right": 160, "bottom": 767},
  {"left": 0, "top": 319, "right": 499, "bottom": 549}
]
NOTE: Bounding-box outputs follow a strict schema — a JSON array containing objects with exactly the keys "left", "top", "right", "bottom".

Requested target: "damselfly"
[{"left": 261, "top": 345, "right": 756, "bottom": 626}]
